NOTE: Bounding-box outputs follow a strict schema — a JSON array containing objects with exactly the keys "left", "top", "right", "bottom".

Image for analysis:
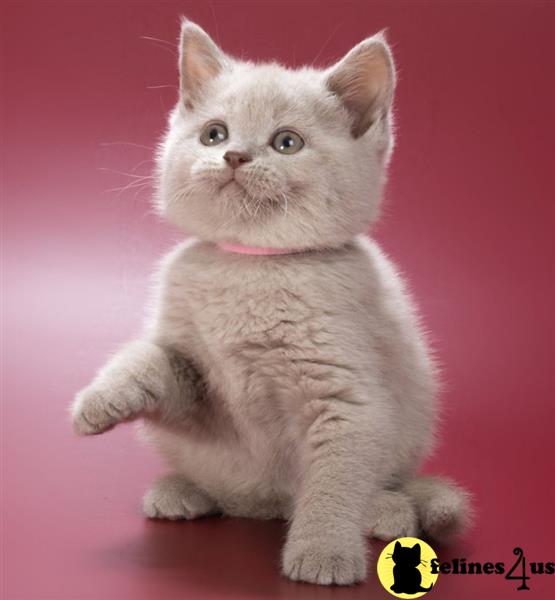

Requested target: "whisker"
[
  {"left": 312, "top": 22, "right": 344, "bottom": 67},
  {"left": 208, "top": 0, "right": 221, "bottom": 46},
  {"left": 131, "top": 159, "right": 154, "bottom": 172},
  {"left": 146, "top": 84, "right": 178, "bottom": 90},
  {"left": 105, "top": 178, "right": 153, "bottom": 198},
  {"left": 140, "top": 35, "right": 175, "bottom": 48},
  {"left": 139, "top": 35, "right": 176, "bottom": 56},
  {"left": 98, "top": 167, "right": 154, "bottom": 180},
  {"left": 277, "top": 189, "right": 289, "bottom": 218},
  {"left": 99, "top": 141, "right": 154, "bottom": 151}
]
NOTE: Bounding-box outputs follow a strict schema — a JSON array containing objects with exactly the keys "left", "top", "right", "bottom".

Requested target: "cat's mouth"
[
  {"left": 214, "top": 170, "right": 286, "bottom": 208},
  {"left": 218, "top": 171, "right": 245, "bottom": 192},
  {"left": 220, "top": 179, "right": 243, "bottom": 191}
]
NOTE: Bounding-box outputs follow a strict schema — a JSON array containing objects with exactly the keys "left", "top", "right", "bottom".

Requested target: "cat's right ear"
[{"left": 178, "top": 18, "right": 229, "bottom": 110}]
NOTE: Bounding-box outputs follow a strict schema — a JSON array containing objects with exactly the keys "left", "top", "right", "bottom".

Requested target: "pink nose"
[{"left": 223, "top": 150, "right": 252, "bottom": 170}]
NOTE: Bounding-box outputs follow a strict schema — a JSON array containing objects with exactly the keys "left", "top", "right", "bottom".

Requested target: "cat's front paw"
[
  {"left": 71, "top": 378, "right": 156, "bottom": 436},
  {"left": 282, "top": 535, "right": 368, "bottom": 586}
]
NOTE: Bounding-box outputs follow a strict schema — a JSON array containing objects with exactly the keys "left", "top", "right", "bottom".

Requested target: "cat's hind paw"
[
  {"left": 368, "top": 490, "right": 419, "bottom": 541},
  {"left": 143, "top": 474, "right": 218, "bottom": 520},
  {"left": 403, "top": 476, "right": 473, "bottom": 543}
]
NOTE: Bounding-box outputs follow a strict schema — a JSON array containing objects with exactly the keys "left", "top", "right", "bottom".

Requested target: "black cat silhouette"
[{"left": 390, "top": 541, "right": 433, "bottom": 595}]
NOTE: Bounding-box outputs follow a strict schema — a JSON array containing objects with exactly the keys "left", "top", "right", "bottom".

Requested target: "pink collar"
[{"left": 217, "top": 242, "right": 302, "bottom": 256}]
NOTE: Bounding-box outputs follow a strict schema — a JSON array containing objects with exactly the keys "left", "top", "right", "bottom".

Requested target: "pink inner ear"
[
  {"left": 327, "top": 40, "right": 394, "bottom": 138},
  {"left": 180, "top": 24, "right": 225, "bottom": 109}
]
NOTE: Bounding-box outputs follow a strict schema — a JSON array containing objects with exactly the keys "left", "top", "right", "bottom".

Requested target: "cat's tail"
[{"left": 402, "top": 475, "right": 472, "bottom": 543}]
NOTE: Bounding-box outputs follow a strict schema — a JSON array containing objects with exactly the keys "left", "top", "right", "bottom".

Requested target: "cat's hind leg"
[
  {"left": 367, "top": 489, "right": 419, "bottom": 541},
  {"left": 143, "top": 473, "right": 219, "bottom": 520},
  {"left": 402, "top": 475, "right": 472, "bottom": 543}
]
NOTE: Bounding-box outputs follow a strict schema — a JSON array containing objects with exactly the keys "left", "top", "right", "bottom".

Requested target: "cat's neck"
[{"left": 217, "top": 242, "right": 304, "bottom": 256}]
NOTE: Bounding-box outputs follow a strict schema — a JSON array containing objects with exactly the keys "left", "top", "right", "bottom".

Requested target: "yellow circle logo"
[{"left": 377, "top": 537, "right": 439, "bottom": 598}]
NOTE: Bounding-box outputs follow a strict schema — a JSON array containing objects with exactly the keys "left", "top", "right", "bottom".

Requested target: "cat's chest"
[
  {"left": 186, "top": 262, "right": 319, "bottom": 353},
  {"left": 175, "top": 259, "right": 340, "bottom": 411}
]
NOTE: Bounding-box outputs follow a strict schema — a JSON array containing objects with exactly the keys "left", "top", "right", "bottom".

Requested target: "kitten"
[{"left": 71, "top": 18, "right": 471, "bottom": 585}]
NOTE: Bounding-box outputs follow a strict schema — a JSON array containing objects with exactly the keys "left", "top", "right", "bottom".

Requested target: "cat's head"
[
  {"left": 156, "top": 18, "right": 396, "bottom": 250},
  {"left": 392, "top": 541, "right": 422, "bottom": 567}
]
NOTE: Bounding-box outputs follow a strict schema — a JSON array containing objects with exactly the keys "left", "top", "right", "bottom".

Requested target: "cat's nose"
[{"left": 223, "top": 150, "right": 252, "bottom": 170}]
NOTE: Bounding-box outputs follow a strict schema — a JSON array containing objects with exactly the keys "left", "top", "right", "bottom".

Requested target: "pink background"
[{"left": 2, "top": 1, "right": 554, "bottom": 599}]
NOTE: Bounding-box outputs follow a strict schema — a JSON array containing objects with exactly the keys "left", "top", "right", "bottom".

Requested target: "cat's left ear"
[
  {"left": 178, "top": 18, "right": 230, "bottom": 109},
  {"left": 326, "top": 32, "right": 396, "bottom": 138}
]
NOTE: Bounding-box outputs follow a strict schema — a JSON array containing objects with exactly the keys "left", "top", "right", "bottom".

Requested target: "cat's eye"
[
  {"left": 200, "top": 122, "right": 228, "bottom": 146},
  {"left": 271, "top": 130, "right": 304, "bottom": 155}
]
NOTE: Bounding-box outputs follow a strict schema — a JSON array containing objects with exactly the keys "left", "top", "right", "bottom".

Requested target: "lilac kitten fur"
[{"left": 71, "top": 19, "right": 471, "bottom": 585}]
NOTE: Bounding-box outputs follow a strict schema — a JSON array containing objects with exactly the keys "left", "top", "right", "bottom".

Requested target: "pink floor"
[{"left": 3, "top": 2, "right": 554, "bottom": 599}]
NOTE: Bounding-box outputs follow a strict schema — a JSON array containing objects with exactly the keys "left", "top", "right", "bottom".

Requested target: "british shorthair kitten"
[{"left": 71, "top": 19, "right": 470, "bottom": 585}]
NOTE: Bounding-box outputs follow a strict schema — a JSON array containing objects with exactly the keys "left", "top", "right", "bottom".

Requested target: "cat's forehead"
[{"left": 203, "top": 63, "right": 334, "bottom": 132}]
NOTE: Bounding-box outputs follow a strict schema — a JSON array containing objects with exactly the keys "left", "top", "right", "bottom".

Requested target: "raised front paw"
[
  {"left": 71, "top": 377, "right": 156, "bottom": 436},
  {"left": 282, "top": 535, "right": 368, "bottom": 586},
  {"left": 70, "top": 341, "right": 175, "bottom": 436}
]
